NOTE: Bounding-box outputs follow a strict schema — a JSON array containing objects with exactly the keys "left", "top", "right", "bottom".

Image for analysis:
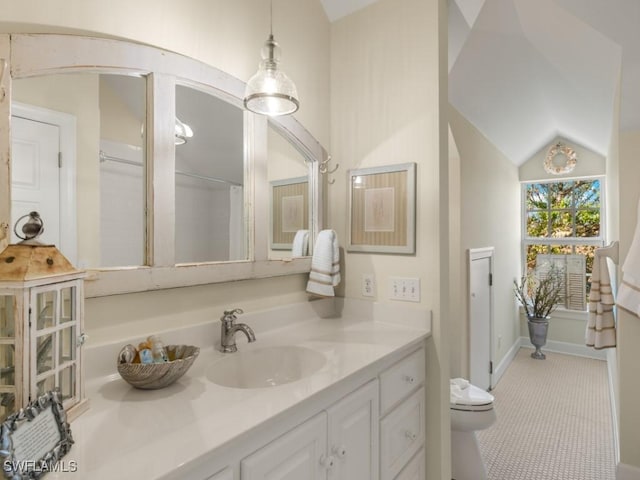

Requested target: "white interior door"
[
  {"left": 469, "top": 248, "right": 494, "bottom": 390},
  {"left": 11, "top": 116, "right": 60, "bottom": 246}
]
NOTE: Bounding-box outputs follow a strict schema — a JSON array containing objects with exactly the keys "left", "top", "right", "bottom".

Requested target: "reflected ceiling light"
[
  {"left": 243, "top": 1, "right": 299, "bottom": 116},
  {"left": 175, "top": 117, "right": 194, "bottom": 145}
]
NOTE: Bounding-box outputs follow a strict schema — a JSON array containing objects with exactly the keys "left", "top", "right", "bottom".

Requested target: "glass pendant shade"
[
  {"left": 174, "top": 117, "right": 194, "bottom": 145},
  {"left": 244, "top": 34, "right": 299, "bottom": 116}
]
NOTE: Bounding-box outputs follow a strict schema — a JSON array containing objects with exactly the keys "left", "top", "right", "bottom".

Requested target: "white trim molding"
[
  {"left": 519, "top": 337, "right": 607, "bottom": 360},
  {"left": 618, "top": 462, "right": 640, "bottom": 480}
]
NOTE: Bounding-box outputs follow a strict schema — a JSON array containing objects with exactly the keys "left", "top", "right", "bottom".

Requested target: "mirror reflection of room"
[
  {"left": 267, "top": 124, "right": 310, "bottom": 259},
  {"left": 174, "top": 84, "right": 245, "bottom": 264},
  {"left": 11, "top": 73, "right": 147, "bottom": 269},
  {"left": 10, "top": 74, "right": 249, "bottom": 269}
]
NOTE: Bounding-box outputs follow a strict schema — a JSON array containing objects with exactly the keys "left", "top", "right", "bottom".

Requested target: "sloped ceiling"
[{"left": 322, "top": 0, "right": 639, "bottom": 166}]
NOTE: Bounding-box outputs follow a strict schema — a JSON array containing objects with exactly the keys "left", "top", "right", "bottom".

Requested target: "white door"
[
  {"left": 469, "top": 248, "right": 494, "bottom": 390},
  {"left": 10, "top": 116, "right": 60, "bottom": 246},
  {"left": 241, "top": 412, "right": 327, "bottom": 480},
  {"left": 327, "top": 380, "right": 379, "bottom": 480}
]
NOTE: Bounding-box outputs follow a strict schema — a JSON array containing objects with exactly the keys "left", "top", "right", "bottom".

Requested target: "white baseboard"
[
  {"left": 607, "top": 349, "right": 620, "bottom": 464},
  {"left": 519, "top": 337, "right": 607, "bottom": 360},
  {"left": 618, "top": 462, "right": 640, "bottom": 480},
  {"left": 491, "top": 338, "right": 521, "bottom": 388}
]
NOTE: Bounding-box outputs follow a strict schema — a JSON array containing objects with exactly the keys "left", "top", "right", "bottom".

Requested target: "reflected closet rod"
[{"left": 99, "top": 151, "right": 242, "bottom": 187}]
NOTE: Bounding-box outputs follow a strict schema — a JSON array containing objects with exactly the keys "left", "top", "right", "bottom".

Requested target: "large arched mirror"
[{"left": 1, "top": 34, "right": 328, "bottom": 296}]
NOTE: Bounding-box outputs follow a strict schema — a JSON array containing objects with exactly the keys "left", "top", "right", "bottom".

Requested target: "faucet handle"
[{"left": 222, "top": 308, "right": 244, "bottom": 319}]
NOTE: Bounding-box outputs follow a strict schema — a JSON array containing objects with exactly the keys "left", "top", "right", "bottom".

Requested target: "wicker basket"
[{"left": 117, "top": 345, "right": 200, "bottom": 389}]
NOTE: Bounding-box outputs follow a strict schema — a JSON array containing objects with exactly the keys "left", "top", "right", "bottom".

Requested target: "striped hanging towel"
[
  {"left": 306, "top": 230, "right": 340, "bottom": 297},
  {"left": 586, "top": 254, "right": 616, "bottom": 349}
]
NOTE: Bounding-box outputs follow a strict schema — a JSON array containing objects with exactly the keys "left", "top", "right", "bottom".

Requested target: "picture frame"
[
  {"left": 347, "top": 163, "right": 416, "bottom": 254},
  {"left": 0, "top": 390, "right": 74, "bottom": 478},
  {"left": 270, "top": 176, "right": 309, "bottom": 251}
]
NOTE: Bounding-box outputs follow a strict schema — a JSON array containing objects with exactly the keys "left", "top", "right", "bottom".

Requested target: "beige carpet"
[{"left": 477, "top": 348, "right": 615, "bottom": 480}]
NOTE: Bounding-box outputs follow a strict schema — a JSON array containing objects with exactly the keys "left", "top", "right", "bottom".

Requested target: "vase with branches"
[{"left": 514, "top": 265, "right": 565, "bottom": 359}]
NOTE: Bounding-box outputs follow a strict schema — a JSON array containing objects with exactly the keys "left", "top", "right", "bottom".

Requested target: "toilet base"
[{"left": 451, "top": 430, "right": 488, "bottom": 480}]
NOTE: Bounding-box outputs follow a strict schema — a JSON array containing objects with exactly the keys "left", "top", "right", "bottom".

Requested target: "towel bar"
[{"left": 595, "top": 241, "right": 619, "bottom": 265}]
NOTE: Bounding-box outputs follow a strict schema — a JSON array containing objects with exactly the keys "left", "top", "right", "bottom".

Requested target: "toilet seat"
[
  {"left": 451, "top": 402, "right": 493, "bottom": 412},
  {"left": 450, "top": 383, "right": 494, "bottom": 412}
]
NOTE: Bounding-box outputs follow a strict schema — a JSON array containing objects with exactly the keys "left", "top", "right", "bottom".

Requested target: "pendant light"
[
  {"left": 174, "top": 117, "right": 194, "bottom": 145},
  {"left": 244, "top": 0, "right": 299, "bottom": 116}
]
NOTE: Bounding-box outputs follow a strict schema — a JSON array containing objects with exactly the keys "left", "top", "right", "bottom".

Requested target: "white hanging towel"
[
  {"left": 586, "top": 254, "right": 616, "bottom": 349},
  {"left": 291, "top": 230, "right": 309, "bottom": 257},
  {"left": 618, "top": 198, "right": 640, "bottom": 318},
  {"left": 306, "top": 230, "right": 341, "bottom": 297}
]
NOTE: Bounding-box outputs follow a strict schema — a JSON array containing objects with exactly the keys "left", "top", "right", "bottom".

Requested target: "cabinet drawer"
[
  {"left": 380, "top": 348, "right": 425, "bottom": 414},
  {"left": 380, "top": 388, "right": 425, "bottom": 480}
]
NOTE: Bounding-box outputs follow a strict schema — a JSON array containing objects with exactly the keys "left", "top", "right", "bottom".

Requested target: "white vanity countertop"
[{"left": 50, "top": 299, "right": 431, "bottom": 480}]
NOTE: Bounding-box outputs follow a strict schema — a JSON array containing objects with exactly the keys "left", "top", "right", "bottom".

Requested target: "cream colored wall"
[
  {"left": 330, "top": 0, "right": 449, "bottom": 477},
  {"left": 605, "top": 76, "right": 620, "bottom": 449},
  {"left": 519, "top": 136, "right": 606, "bottom": 181},
  {"left": 0, "top": 0, "right": 330, "bottom": 148},
  {"left": 448, "top": 105, "right": 521, "bottom": 378},
  {"left": 12, "top": 74, "right": 101, "bottom": 267},
  {"left": 618, "top": 130, "right": 640, "bottom": 469},
  {"left": 99, "top": 78, "right": 144, "bottom": 148},
  {"left": 86, "top": 274, "right": 310, "bottom": 345},
  {"left": 2, "top": 0, "right": 330, "bottom": 343},
  {"left": 447, "top": 125, "right": 463, "bottom": 376}
]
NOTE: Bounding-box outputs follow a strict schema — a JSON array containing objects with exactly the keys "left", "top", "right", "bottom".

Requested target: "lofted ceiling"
[{"left": 322, "top": 0, "right": 640, "bottom": 166}]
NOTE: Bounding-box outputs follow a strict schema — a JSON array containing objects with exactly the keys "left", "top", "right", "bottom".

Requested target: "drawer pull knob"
[
  {"left": 320, "top": 454, "right": 335, "bottom": 469},
  {"left": 403, "top": 374, "right": 416, "bottom": 384},
  {"left": 332, "top": 445, "right": 347, "bottom": 458},
  {"left": 405, "top": 430, "right": 417, "bottom": 441}
]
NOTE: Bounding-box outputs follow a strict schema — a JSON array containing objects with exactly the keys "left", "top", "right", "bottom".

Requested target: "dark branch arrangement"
[{"left": 514, "top": 266, "right": 565, "bottom": 319}]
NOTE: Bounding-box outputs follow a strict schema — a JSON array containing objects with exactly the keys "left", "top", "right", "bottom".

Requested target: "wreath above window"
[{"left": 544, "top": 142, "right": 577, "bottom": 175}]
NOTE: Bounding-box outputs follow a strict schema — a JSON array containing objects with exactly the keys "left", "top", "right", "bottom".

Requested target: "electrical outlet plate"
[
  {"left": 362, "top": 274, "right": 375, "bottom": 297},
  {"left": 389, "top": 277, "right": 420, "bottom": 302}
]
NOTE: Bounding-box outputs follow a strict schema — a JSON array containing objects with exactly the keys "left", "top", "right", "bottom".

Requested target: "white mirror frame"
[{"left": 0, "top": 34, "right": 327, "bottom": 297}]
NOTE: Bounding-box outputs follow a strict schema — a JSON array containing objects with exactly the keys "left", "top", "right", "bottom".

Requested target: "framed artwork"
[
  {"left": 270, "top": 176, "right": 309, "bottom": 250},
  {"left": 0, "top": 390, "right": 75, "bottom": 478},
  {"left": 347, "top": 163, "right": 416, "bottom": 254}
]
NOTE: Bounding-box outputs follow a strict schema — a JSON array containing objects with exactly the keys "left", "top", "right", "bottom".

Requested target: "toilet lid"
[{"left": 450, "top": 383, "right": 494, "bottom": 407}]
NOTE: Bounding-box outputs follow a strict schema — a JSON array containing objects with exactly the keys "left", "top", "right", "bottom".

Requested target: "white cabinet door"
[
  {"left": 205, "top": 467, "right": 233, "bottom": 480},
  {"left": 241, "top": 412, "right": 328, "bottom": 480},
  {"left": 327, "top": 380, "right": 379, "bottom": 480}
]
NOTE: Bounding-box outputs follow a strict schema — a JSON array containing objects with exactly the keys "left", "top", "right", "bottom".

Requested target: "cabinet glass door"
[
  {"left": 0, "top": 295, "right": 16, "bottom": 420},
  {"left": 32, "top": 282, "right": 81, "bottom": 407}
]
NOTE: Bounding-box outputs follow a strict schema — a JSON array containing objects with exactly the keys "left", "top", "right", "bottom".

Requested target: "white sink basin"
[{"left": 207, "top": 346, "right": 326, "bottom": 388}]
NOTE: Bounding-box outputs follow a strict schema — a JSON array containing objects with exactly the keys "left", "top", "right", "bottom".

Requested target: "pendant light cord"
[{"left": 270, "top": 0, "right": 273, "bottom": 36}]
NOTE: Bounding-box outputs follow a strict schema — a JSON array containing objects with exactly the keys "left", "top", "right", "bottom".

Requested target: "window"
[{"left": 523, "top": 178, "right": 604, "bottom": 310}]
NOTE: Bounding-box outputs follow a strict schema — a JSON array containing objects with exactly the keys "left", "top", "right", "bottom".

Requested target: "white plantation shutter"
[
  {"left": 536, "top": 254, "right": 586, "bottom": 311},
  {"left": 565, "top": 255, "right": 586, "bottom": 310}
]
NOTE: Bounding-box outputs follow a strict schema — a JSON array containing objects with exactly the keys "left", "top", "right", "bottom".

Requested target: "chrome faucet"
[{"left": 220, "top": 308, "right": 256, "bottom": 353}]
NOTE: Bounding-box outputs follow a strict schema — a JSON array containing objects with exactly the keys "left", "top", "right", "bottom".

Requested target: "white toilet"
[{"left": 450, "top": 378, "right": 496, "bottom": 480}]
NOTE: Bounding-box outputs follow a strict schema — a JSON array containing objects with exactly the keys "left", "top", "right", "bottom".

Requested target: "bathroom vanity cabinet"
[
  {"left": 197, "top": 347, "right": 425, "bottom": 480},
  {"left": 53, "top": 300, "right": 430, "bottom": 480}
]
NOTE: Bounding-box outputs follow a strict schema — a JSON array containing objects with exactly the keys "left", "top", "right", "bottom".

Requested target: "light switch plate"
[{"left": 389, "top": 277, "right": 420, "bottom": 302}]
